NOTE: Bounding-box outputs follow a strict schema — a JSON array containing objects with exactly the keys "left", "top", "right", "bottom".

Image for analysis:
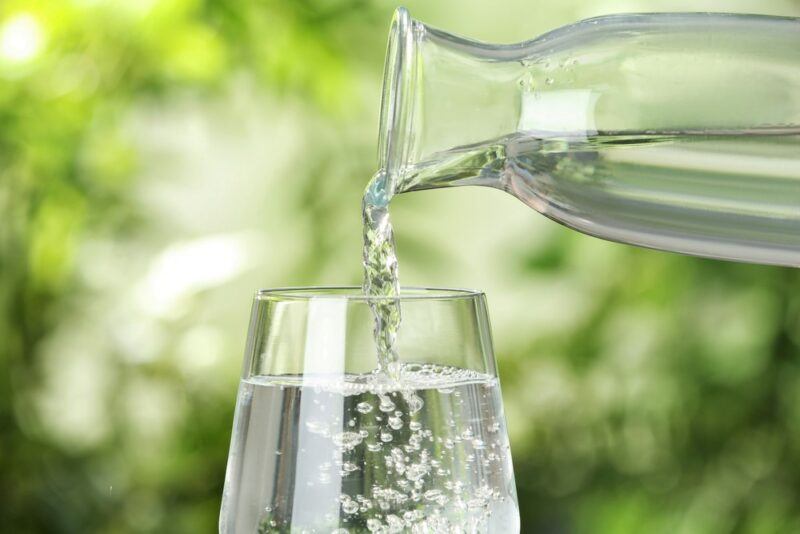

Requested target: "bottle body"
[{"left": 380, "top": 10, "right": 800, "bottom": 266}]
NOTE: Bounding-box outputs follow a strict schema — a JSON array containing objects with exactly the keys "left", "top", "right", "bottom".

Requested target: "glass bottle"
[{"left": 378, "top": 8, "right": 800, "bottom": 266}]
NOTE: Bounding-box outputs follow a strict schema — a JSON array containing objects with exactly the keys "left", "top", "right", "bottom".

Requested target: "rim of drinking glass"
[{"left": 255, "top": 286, "right": 484, "bottom": 302}]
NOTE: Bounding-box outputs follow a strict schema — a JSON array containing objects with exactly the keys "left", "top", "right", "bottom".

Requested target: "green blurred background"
[{"left": 3, "top": 0, "right": 800, "bottom": 532}]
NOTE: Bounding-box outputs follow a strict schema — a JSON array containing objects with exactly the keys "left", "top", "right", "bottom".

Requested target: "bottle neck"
[{"left": 377, "top": 8, "right": 522, "bottom": 196}]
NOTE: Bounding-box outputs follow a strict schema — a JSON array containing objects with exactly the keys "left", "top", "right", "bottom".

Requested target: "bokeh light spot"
[{"left": 0, "top": 13, "right": 44, "bottom": 63}]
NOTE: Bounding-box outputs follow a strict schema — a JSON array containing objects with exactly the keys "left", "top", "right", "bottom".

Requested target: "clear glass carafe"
[{"left": 378, "top": 8, "right": 800, "bottom": 266}]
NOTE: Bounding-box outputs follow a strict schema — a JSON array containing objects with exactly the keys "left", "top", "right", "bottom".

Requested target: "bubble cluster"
[
  {"left": 245, "top": 366, "right": 515, "bottom": 533},
  {"left": 331, "top": 431, "right": 363, "bottom": 451}
]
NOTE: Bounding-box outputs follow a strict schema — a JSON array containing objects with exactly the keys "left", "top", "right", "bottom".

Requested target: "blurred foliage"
[{"left": 2, "top": 0, "right": 800, "bottom": 532}]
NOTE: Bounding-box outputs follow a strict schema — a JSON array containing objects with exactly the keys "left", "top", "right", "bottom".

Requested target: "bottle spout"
[
  {"left": 377, "top": 8, "right": 528, "bottom": 194},
  {"left": 377, "top": 7, "right": 417, "bottom": 194}
]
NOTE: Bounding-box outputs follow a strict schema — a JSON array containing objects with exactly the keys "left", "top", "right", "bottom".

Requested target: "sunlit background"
[{"left": 3, "top": 0, "right": 800, "bottom": 532}]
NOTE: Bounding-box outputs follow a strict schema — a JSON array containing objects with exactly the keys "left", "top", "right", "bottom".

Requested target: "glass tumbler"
[{"left": 219, "top": 287, "right": 519, "bottom": 533}]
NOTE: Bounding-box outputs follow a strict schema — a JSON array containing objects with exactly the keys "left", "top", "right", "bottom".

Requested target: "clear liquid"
[
  {"left": 361, "top": 173, "right": 402, "bottom": 377},
  {"left": 399, "top": 128, "right": 800, "bottom": 265},
  {"left": 219, "top": 365, "right": 519, "bottom": 533}
]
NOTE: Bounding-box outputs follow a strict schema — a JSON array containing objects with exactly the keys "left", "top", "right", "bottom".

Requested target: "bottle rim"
[{"left": 376, "top": 7, "right": 416, "bottom": 191}]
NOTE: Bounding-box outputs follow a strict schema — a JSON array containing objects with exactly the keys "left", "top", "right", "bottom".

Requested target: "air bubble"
[
  {"left": 356, "top": 402, "right": 373, "bottom": 414},
  {"left": 331, "top": 431, "right": 363, "bottom": 451},
  {"left": 388, "top": 415, "right": 403, "bottom": 430},
  {"left": 341, "top": 462, "right": 359, "bottom": 474},
  {"left": 404, "top": 392, "right": 424, "bottom": 414},
  {"left": 341, "top": 498, "right": 359, "bottom": 514},
  {"left": 403, "top": 510, "right": 422, "bottom": 524},
  {"left": 386, "top": 514, "right": 403, "bottom": 531},
  {"left": 378, "top": 395, "right": 396, "bottom": 413},
  {"left": 424, "top": 489, "right": 442, "bottom": 501},
  {"left": 405, "top": 463, "right": 430, "bottom": 481},
  {"left": 390, "top": 447, "right": 405, "bottom": 464}
]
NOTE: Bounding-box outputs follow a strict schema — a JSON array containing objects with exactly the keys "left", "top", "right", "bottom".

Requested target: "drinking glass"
[{"left": 219, "top": 287, "right": 519, "bottom": 533}]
